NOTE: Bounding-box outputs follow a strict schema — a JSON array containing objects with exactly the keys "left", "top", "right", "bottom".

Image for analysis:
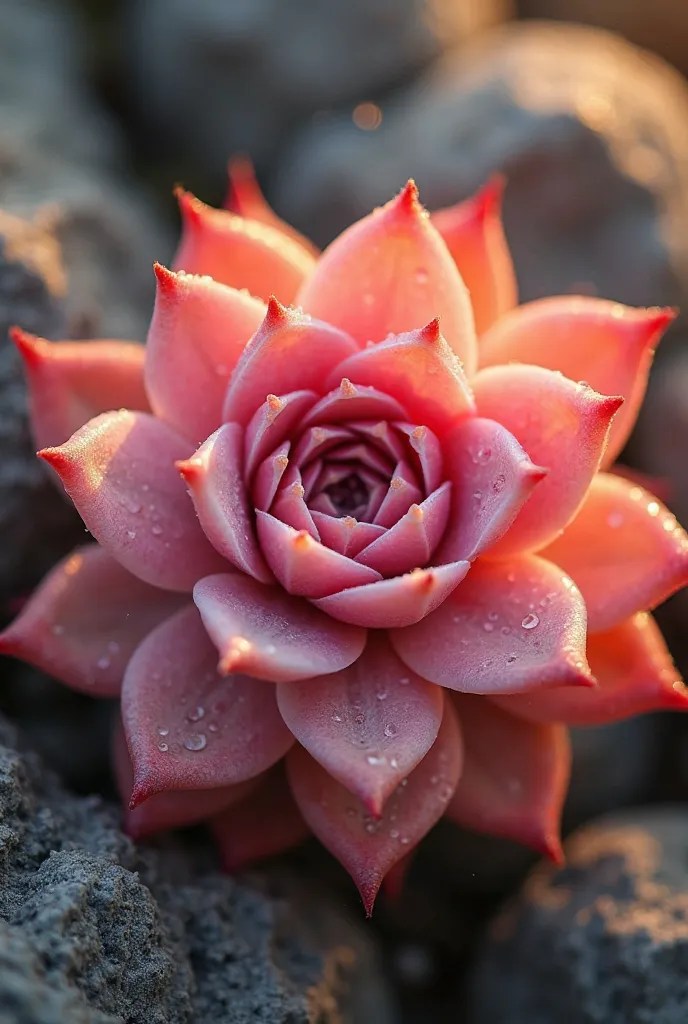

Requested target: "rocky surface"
[
  {"left": 123, "top": 0, "right": 509, "bottom": 191},
  {"left": 468, "top": 807, "right": 688, "bottom": 1023},
  {"left": 0, "top": 712, "right": 394, "bottom": 1023},
  {"left": 275, "top": 21, "right": 688, "bottom": 323},
  {"left": 0, "top": 0, "right": 171, "bottom": 340}
]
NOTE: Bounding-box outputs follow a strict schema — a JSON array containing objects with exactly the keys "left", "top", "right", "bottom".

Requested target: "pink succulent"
[{"left": 4, "top": 166, "right": 688, "bottom": 915}]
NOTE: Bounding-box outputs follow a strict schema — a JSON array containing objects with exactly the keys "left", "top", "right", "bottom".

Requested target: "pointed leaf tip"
[
  {"left": 153, "top": 262, "right": 178, "bottom": 293},
  {"left": 418, "top": 317, "right": 441, "bottom": 343},
  {"left": 396, "top": 178, "right": 421, "bottom": 214},
  {"left": 37, "top": 444, "right": 72, "bottom": 474},
  {"left": 10, "top": 326, "right": 46, "bottom": 368},
  {"left": 474, "top": 174, "right": 507, "bottom": 220},
  {"left": 265, "top": 295, "right": 292, "bottom": 326}
]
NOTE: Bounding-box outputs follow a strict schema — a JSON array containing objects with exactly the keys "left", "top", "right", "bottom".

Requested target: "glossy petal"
[
  {"left": 301, "top": 379, "right": 409, "bottom": 428},
  {"left": 436, "top": 417, "right": 547, "bottom": 563},
  {"left": 372, "top": 460, "right": 423, "bottom": 528},
  {"left": 224, "top": 155, "right": 320, "bottom": 257},
  {"left": 211, "top": 765, "right": 309, "bottom": 870},
  {"left": 473, "top": 366, "right": 623, "bottom": 555},
  {"left": 174, "top": 189, "right": 316, "bottom": 303},
  {"left": 193, "top": 573, "right": 366, "bottom": 682},
  {"left": 177, "top": 423, "right": 272, "bottom": 583},
  {"left": 328, "top": 321, "right": 475, "bottom": 436},
  {"left": 255, "top": 512, "right": 382, "bottom": 598},
  {"left": 0, "top": 546, "right": 184, "bottom": 695},
  {"left": 390, "top": 555, "right": 592, "bottom": 694},
  {"left": 222, "top": 301, "right": 359, "bottom": 426},
  {"left": 297, "top": 181, "right": 478, "bottom": 374},
  {"left": 12, "top": 330, "right": 149, "bottom": 451},
  {"left": 40, "top": 411, "right": 226, "bottom": 592},
  {"left": 394, "top": 423, "right": 443, "bottom": 493},
  {"left": 541, "top": 473, "right": 688, "bottom": 632},
  {"left": 270, "top": 465, "right": 320, "bottom": 538},
  {"left": 446, "top": 695, "right": 569, "bottom": 861},
  {"left": 144, "top": 265, "right": 266, "bottom": 443},
  {"left": 432, "top": 177, "right": 517, "bottom": 337},
  {"left": 287, "top": 700, "right": 463, "bottom": 915},
  {"left": 245, "top": 390, "right": 317, "bottom": 478},
  {"left": 314, "top": 561, "right": 470, "bottom": 628},
  {"left": 252, "top": 442, "right": 290, "bottom": 512},
  {"left": 491, "top": 613, "right": 688, "bottom": 726},
  {"left": 355, "top": 483, "right": 452, "bottom": 577},
  {"left": 122, "top": 606, "right": 294, "bottom": 801},
  {"left": 479, "top": 298, "right": 674, "bottom": 466},
  {"left": 277, "top": 634, "right": 444, "bottom": 815},
  {"left": 113, "top": 724, "right": 256, "bottom": 837},
  {"left": 310, "top": 514, "right": 385, "bottom": 558}
]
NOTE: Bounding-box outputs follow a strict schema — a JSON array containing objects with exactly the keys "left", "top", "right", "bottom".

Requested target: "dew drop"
[
  {"left": 208, "top": 722, "right": 219, "bottom": 733},
  {"left": 157, "top": 726, "right": 169, "bottom": 736},
  {"left": 483, "top": 622, "right": 494, "bottom": 633},
  {"left": 96, "top": 655, "right": 111, "bottom": 670},
  {"left": 187, "top": 705, "right": 205, "bottom": 722},
  {"left": 384, "top": 723, "right": 397, "bottom": 738},
  {"left": 376, "top": 689, "right": 389, "bottom": 701},
  {"left": 390, "top": 757, "right": 399, "bottom": 769},
  {"left": 399, "top": 677, "right": 410, "bottom": 686},
  {"left": 473, "top": 490, "right": 483, "bottom": 501},
  {"left": 184, "top": 733, "right": 207, "bottom": 752},
  {"left": 400, "top": 836, "right": 410, "bottom": 845},
  {"left": 151, "top": 524, "right": 163, "bottom": 536},
  {"left": 521, "top": 612, "right": 540, "bottom": 629},
  {"left": 475, "top": 447, "right": 492, "bottom": 464},
  {"left": 390, "top": 828, "right": 400, "bottom": 839},
  {"left": 367, "top": 754, "right": 386, "bottom": 766},
  {"left": 647, "top": 501, "right": 660, "bottom": 517},
  {"left": 127, "top": 530, "right": 136, "bottom": 539},
  {"left": 332, "top": 713, "right": 343, "bottom": 723}
]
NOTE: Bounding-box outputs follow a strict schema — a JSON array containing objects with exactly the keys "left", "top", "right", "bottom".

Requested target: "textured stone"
[
  {"left": 0, "top": 714, "right": 394, "bottom": 1023},
  {"left": 123, "top": 0, "right": 510, "bottom": 189},
  {"left": 275, "top": 22, "right": 688, "bottom": 317},
  {"left": 468, "top": 808, "right": 688, "bottom": 1024}
]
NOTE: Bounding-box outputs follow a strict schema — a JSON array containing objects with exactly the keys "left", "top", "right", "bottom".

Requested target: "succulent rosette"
[{"left": 4, "top": 165, "right": 688, "bottom": 913}]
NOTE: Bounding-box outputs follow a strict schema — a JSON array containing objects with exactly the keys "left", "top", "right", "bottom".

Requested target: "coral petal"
[
  {"left": 178, "top": 423, "right": 272, "bottom": 583},
  {"left": 541, "top": 472, "right": 688, "bottom": 632},
  {"left": 145, "top": 266, "right": 266, "bottom": 443},
  {"left": 432, "top": 176, "right": 517, "bottom": 337},
  {"left": 436, "top": 417, "right": 547, "bottom": 563},
  {"left": 245, "top": 390, "right": 317, "bottom": 478},
  {"left": 491, "top": 612, "right": 688, "bottom": 726},
  {"left": 12, "top": 330, "right": 149, "bottom": 450},
  {"left": 372, "top": 460, "right": 423, "bottom": 527},
  {"left": 310, "top": 514, "right": 385, "bottom": 558},
  {"left": 174, "top": 189, "right": 316, "bottom": 303},
  {"left": 355, "top": 482, "right": 452, "bottom": 577},
  {"left": 313, "top": 561, "right": 470, "bottom": 629},
  {"left": 193, "top": 573, "right": 366, "bottom": 682},
  {"left": 297, "top": 181, "right": 478, "bottom": 374},
  {"left": 255, "top": 511, "right": 382, "bottom": 598},
  {"left": 479, "top": 298, "right": 675, "bottom": 466},
  {"left": 277, "top": 634, "right": 444, "bottom": 814},
  {"left": 0, "top": 546, "right": 184, "bottom": 695},
  {"left": 393, "top": 423, "right": 443, "bottom": 493},
  {"left": 301, "top": 380, "right": 409, "bottom": 428},
  {"left": 446, "top": 695, "right": 569, "bottom": 861},
  {"left": 473, "top": 365, "right": 622, "bottom": 555},
  {"left": 390, "top": 555, "right": 591, "bottom": 694},
  {"left": 122, "top": 606, "right": 294, "bottom": 798},
  {"left": 288, "top": 700, "right": 463, "bottom": 915},
  {"left": 328, "top": 322, "right": 475, "bottom": 435},
  {"left": 252, "top": 441, "right": 290, "bottom": 512},
  {"left": 40, "top": 411, "right": 227, "bottom": 592},
  {"left": 222, "top": 302, "right": 359, "bottom": 426}
]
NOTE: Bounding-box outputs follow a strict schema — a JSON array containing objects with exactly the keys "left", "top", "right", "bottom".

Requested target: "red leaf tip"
[
  {"left": 264, "top": 295, "right": 293, "bottom": 328},
  {"left": 418, "top": 317, "right": 442, "bottom": 344},
  {"left": 392, "top": 179, "right": 423, "bottom": 218},
  {"left": 174, "top": 186, "right": 206, "bottom": 228},
  {"left": 358, "top": 875, "right": 383, "bottom": 918},
  {"left": 10, "top": 326, "right": 48, "bottom": 368},
  {"left": 176, "top": 457, "right": 203, "bottom": 484},
  {"left": 37, "top": 445, "right": 74, "bottom": 476},
  {"left": 153, "top": 262, "right": 179, "bottom": 295},
  {"left": 473, "top": 174, "right": 507, "bottom": 221}
]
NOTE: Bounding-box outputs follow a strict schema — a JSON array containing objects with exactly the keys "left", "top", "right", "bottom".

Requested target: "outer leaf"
[{"left": 224, "top": 155, "right": 319, "bottom": 256}]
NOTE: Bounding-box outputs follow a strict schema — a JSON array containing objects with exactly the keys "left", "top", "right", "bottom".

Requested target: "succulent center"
[{"left": 324, "top": 473, "right": 369, "bottom": 516}]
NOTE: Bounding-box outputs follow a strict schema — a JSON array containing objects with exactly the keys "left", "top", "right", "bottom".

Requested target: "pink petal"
[
  {"left": 301, "top": 379, "right": 409, "bottom": 428},
  {"left": 245, "top": 390, "right": 317, "bottom": 478},
  {"left": 211, "top": 765, "right": 309, "bottom": 871},
  {"left": 491, "top": 612, "right": 688, "bottom": 726},
  {"left": 327, "top": 442, "right": 393, "bottom": 476},
  {"left": 542, "top": 472, "right": 688, "bottom": 632},
  {"left": 432, "top": 177, "right": 517, "bottom": 337},
  {"left": 40, "top": 411, "right": 227, "bottom": 592},
  {"left": 390, "top": 554, "right": 593, "bottom": 694},
  {"left": 113, "top": 724, "right": 256, "bottom": 838},
  {"left": 473, "top": 365, "right": 623, "bottom": 555},
  {"left": 355, "top": 483, "right": 452, "bottom": 577},
  {"left": 12, "top": 330, "right": 149, "bottom": 451},
  {"left": 144, "top": 265, "right": 266, "bottom": 444},
  {"left": 291, "top": 424, "right": 354, "bottom": 466},
  {"left": 277, "top": 633, "right": 444, "bottom": 816},
  {"left": 255, "top": 511, "right": 382, "bottom": 598},
  {"left": 177, "top": 423, "right": 272, "bottom": 583},
  {"left": 122, "top": 606, "right": 294, "bottom": 801},
  {"left": 313, "top": 561, "right": 470, "bottom": 628},
  {"left": 310, "top": 513, "right": 385, "bottom": 558},
  {"left": 327, "top": 321, "right": 475, "bottom": 436},
  {"left": 446, "top": 695, "right": 569, "bottom": 861},
  {"left": 252, "top": 442, "right": 290, "bottom": 511},
  {"left": 287, "top": 699, "right": 463, "bottom": 915},
  {"left": 394, "top": 423, "right": 443, "bottom": 493},
  {"left": 479, "top": 298, "right": 675, "bottom": 467},
  {"left": 174, "top": 189, "right": 316, "bottom": 303},
  {"left": 0, "top": 545, "right": 184, "bottom": 695},
  {"left": 224, "top": 155, "right": 319, "bottom": 257},
  {"left": 222, "top": 301, "right": 359, "bottom": 426},
  {"left": 297, "top": 181, "right": 478, "bottom": 374},
  {"left": 193, "top": 573, "right": 366, "bottom": 682},
  {"left": 436, "top": 417, "right": 547, "bottom": 563},
  {"left": 270, "top": 465, "right": 320, "bottom": 539},
  {"left": 350, "top": 420, "right": 407, "bottom": 465},
  {"left": 373, "top": 460, "right": 423, "bottom": 527}
]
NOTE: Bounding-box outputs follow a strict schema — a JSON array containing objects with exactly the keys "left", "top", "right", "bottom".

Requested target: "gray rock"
[
  {"left": 0, "top": 714, "right": 395, "bottom": 1023},
  {"left": 468, "top": 807, "right": 688, "bottom": 1024},
  {"left": 275, "top": 21, "right": 688, "bottom": 317},
  {"left": 0, "top": 211, "right": 84, "bottom": 602},
  {"left": 124, "top": 0, "right": 509, "bottom": 187},
  {"left": 0, "top": 0, "right": 171, "bottom": 340}
]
